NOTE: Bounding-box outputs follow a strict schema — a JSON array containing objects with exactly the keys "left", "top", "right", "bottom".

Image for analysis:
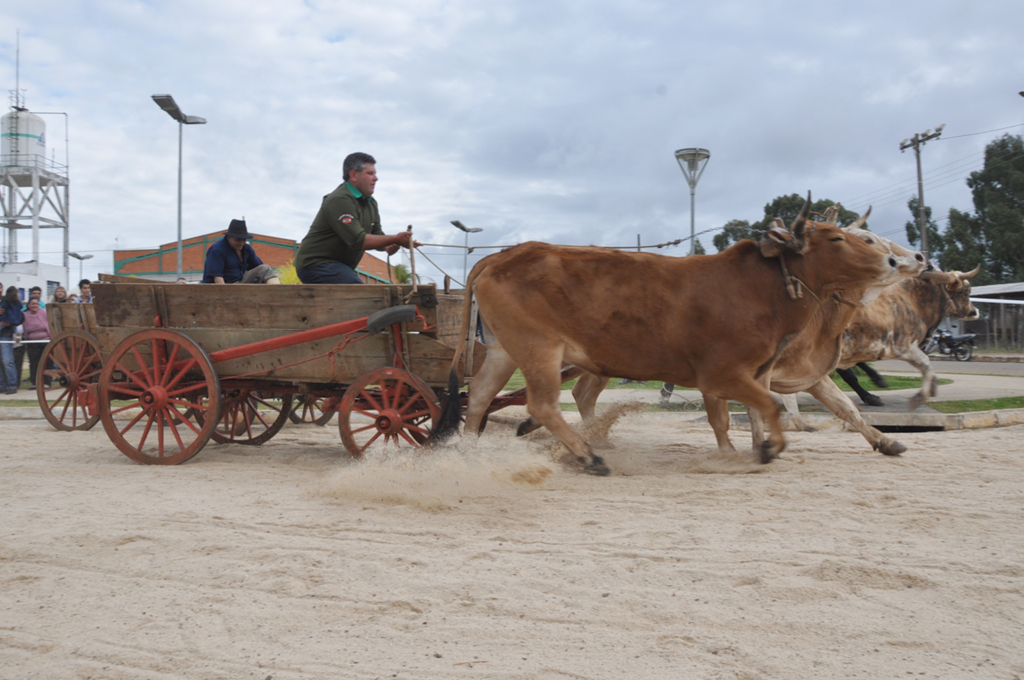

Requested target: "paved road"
[{"left": 874, "top": 358, "right": 1024, "bottom": 377}]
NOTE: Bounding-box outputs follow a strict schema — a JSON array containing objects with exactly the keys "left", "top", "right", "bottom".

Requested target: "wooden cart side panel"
[
  {"left": 47, "top": 302, "right": 96, "bottom": 336},
  {"left": 434, "top": 294, "right": 468, "bottom": 347},
  {"left": 91, "top": 283, "right": 438, "bottom": 333},
  {"left": 91, "top": 326, "right": 485, "bottom": 386},
  {"left": 81, "top": 304, "right": 98, "bottom": 334},
  {"left": 48, "top": 302, "right": 66, "bottom": 336}
]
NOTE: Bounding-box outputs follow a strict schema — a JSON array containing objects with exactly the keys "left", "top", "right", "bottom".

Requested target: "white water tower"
[
  {"left": 1, "top": 107, "right": 47, "bottom": 164},
  {"left": 0, "top": 96, "right": 69, "bottom": 277}
]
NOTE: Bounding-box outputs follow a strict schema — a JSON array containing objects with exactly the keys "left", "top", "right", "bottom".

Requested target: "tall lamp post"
[
  {"left": 674, "top": 148, "right": 710, "bottom": 256},
  {"left": 451, "top": 220, "right": 483, "bottom": 286},
  {"left": 152, "top": 95, "right": 206, "bottom": 278},
  {"left": 68, "top": 251, "right": 94, "bottom": 284}
]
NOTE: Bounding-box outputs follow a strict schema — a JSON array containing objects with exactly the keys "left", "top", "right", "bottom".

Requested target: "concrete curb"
[
  {"left": 931, "top": 355, "right": 1024, "bottom": 363},
  {"left": 0, "top": 407, "right": 46, "bottom": 421},
  {"left": 6, "top": 404, "right": 1024, "bottom": 433},
  {"left": 690, "top": 409, "right": 1024, "bottom": 432}
]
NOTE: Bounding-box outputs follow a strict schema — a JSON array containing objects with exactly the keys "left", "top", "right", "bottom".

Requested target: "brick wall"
[{"left": 114, "top": 231, "right": 394, "bottom": 283}]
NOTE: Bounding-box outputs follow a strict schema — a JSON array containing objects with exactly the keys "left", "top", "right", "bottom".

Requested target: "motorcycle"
[{"left": 924, "top": 329, "right": 976, "bottom": 362}]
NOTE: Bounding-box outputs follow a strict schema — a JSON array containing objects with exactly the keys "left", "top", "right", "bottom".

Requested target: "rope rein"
[{"left": 775, "top": 254, "right": 822, "bottom": 304}]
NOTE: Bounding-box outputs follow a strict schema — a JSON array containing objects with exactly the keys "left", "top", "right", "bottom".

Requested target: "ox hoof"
[
  {"left": 584, "top": 456, "right": 611, "bottom": 476},
  {"left": 908, "top": 394, "right": 926, "bottom": 410},
  {"left": 516, "top": 417, "right": 541, "bottom": 437},
  {"left": 758, "top": 442, "right": 779, "bottom": 465},
  {"left": 862, "top": 394, "right": 885, "bottom": 407},
  {"left": 876, "top": 440, "right": 907, "bottom": 456}
]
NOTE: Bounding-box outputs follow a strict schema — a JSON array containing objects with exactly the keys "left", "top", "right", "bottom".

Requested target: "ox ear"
[
  {"left": 790, "top": 191, "right": 812, "bottom": 245},
  {"left": 759, "top": 221, "right": 793, "bottom": 258},
  {"left": 847, "top": 205, "right": 871, "bottom": 231}
]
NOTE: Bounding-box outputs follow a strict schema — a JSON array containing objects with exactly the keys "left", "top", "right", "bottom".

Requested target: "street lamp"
[
  {"left": 674, "top": 148, "right": 710, "bottom": 256},
  {"left": 68, "top": 251, "right": 94, "bottom": 283},
  {"left": 451, "top": 220, "right": 483, "bottom": 286},
  {"left": 152, "top": 94, "right": 206, "bottom": 278}
]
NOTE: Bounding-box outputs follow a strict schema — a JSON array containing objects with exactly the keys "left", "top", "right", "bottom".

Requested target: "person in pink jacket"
[{"left": 22, "top": 298, "right": 51, "bottom": 388}]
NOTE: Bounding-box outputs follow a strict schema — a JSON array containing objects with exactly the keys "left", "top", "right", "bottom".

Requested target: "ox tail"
[{"left": 430, "top": 264, "right": 484, "bottom": 444}]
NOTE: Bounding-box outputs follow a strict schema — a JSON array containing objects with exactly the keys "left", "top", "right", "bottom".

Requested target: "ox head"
[
  {"left": 760, "top": 193, "right": 908, "bottom": 302},
  {"left": 841, "top": 207, "right": 928, "bottom": 278},
  {"left": 919, "top": 265, "right": 982, "bottom": 320},
  {"left": 759, "top": 194, "right": 813, "bottom": 258}
]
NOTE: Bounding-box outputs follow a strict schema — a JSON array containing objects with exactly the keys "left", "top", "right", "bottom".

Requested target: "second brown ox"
[{"left": 436, "top": 196, "right": 904, "bottom": 475}]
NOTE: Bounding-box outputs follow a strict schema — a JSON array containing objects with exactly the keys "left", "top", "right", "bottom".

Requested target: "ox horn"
[
  {"left": 848, "top": 206, "right": 872, "bottom": 231},
  {"left": 917, "top": 270, "right": 956, "bottom": 284},
  {"left": 791, "top": 191, "right": 812, "bottom": 238},
  {"left": 959, "top": 264, "right": 981, "bottom": 279},
  {"left": 818, "top": 204, "right": 839, "bottom": 224}
]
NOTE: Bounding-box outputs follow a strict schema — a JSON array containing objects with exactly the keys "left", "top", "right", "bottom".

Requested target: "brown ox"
[
  {"left": 835, "top": 266, "right": 981, "bottom": 407},
  {"left": 516, "top": 210, "right": 929, "bottom": 457},
  {"left": 434, "top": 196, "right": 904, "bottom": 474}
]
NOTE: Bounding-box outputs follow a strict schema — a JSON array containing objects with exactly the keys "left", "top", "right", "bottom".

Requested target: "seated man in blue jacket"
[{"left": 202, "top": 219, "right": 281, "bottom": 284}]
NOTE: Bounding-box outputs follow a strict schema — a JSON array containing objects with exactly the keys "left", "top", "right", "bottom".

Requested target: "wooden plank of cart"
[{"left": 35, "top": 275, "right": 551, "bottom": 465}]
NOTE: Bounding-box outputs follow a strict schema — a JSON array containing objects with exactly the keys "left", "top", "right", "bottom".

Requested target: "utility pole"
[{"left": 899, "top": 124, "right": 944, "bottom": 261}]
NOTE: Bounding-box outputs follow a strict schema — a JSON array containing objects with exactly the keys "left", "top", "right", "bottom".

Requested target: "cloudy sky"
[{"left": 3, "top": 0, "right": 1023, "bottom": 285}]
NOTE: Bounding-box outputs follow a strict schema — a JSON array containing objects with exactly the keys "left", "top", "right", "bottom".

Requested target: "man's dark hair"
[
  {"left": 343, "top": 152, "right": 376, "bottom": 183},
  {"left": 30, "top": 286, "right": 41, "bottom": 293},
  {"left": 78, "top": 279, "right": 91, "bottom": 288}
]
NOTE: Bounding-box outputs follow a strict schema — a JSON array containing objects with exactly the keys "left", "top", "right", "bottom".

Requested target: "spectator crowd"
[{"left": 0, "top": 280, "right": 86, "bottom": 394}]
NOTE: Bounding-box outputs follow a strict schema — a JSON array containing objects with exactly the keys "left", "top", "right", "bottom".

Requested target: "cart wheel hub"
[
  {"left": 375, "top": 410, "right": 402, "bottom": 435},
  {"left": 141, "top": 386, "right": 169, "bottom": 410},
  {"left": 59, "top": 373, "right": 78, "bottom": 390}
]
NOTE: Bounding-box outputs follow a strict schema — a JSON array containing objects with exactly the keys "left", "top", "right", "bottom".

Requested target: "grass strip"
[{"left": 927, "top": 396, "right": 1024, "bottom": 414}]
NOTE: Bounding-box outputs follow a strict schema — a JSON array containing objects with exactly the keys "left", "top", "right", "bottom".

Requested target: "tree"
[
  {"left": 963, "top": 134, "right": 1024, "bottom": 283},
  {"left": 692, "top": 238, "right": 706, "bottom": 255},
  {"left": 392, "top": 263, "right": 414, "bottom": 284},
  {"left": 713, "top": 219, "right": 754, "bottom": 252},
  {"left": 904, "top": 196, "right": 945, "bottom": 263},
  {"left": 936, "top": 134, "right": 1024, "bottom": 283},
  {"left": 939, "top": 207, "right": 992, "bottom": 284},
  {"left": 713, "top": 194, "right": 863, "bottom": 252}
]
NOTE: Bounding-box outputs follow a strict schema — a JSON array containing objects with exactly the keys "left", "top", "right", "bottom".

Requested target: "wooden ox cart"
[{"left": 36, "top": 276, "right": 533, "bottom": 465}]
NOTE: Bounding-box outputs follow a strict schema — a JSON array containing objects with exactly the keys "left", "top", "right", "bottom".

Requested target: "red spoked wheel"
[
  {"left": 208, "top": 388, "right": 292, "bottom": 446},
  {"left": 36, "top": 330, "right": 103, "bottom": 431},
  {"left": 338, "top": 367, "right": 441, "bottom": 457},
  {"left": 99, "top": 329, "right": 220, "bottom": 465},
  {"left": 288, "top": 394, "right": 335, "bottom": 426}
]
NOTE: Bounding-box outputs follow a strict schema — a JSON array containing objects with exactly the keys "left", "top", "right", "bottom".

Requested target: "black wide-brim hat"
[{"left": 226, "top": 219, "right": 253, "bottom": 240}]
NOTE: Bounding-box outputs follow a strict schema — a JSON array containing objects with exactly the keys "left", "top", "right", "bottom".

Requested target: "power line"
[{"left": 938, "top": 122, "right": 1024, "bottom": 140}]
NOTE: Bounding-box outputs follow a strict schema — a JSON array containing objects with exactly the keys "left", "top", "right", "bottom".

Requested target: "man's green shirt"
[{"left": 294, "top": 181, "right": 383, "bottom": 271}]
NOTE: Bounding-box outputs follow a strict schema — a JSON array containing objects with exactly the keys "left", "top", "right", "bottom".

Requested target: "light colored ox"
[
  {"left": 434, "top": 195, "right": 908, "bottom": 474},
  {"left": 834, "top": 266, "right": 981, "bottom": 407}
]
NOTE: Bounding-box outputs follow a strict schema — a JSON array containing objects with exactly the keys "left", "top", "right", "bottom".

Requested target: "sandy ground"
[{"left": 2, "top": 408, "right": 1024, "bottom": 680}]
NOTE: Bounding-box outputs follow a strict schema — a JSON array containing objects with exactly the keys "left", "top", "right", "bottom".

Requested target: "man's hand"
[{"left": 365, "top": 231, "right": 422, "bottom": 252}]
